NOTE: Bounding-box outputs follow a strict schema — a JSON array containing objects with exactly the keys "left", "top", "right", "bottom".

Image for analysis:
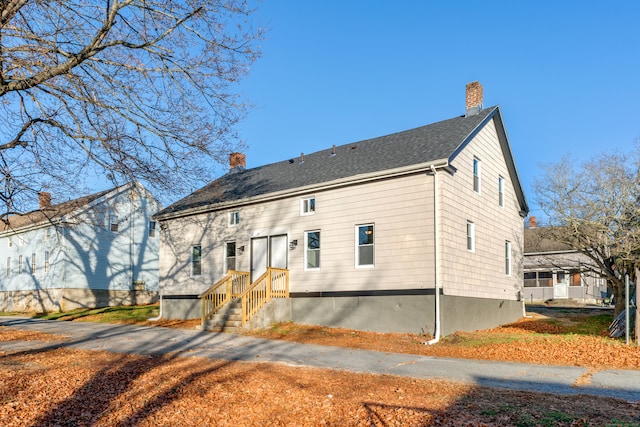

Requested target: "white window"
[
  {"left": 225, "top": 242, "right": 236, "bottom": 272},
  {"left": 473, "top": 157, "right": 481, "bottom": 193},
  {"left": 505, "top": 241, "right": 512, "bottom": 276},
  {"left": 191, "top": 245, "right": 202, "bottom": 276},
  {"left": 6, "top": 257, "right": 10, "bottom": 278},
  {"left": 498, "top": 176, "right": 505, "bottom": 207},
  {"left": 8, "top": 236, "right": 13, "bottom": 248},
  {"left": 466, "top": 221, "right": 475, "bottom": 252},
  {"left": 18, "top": 255, "right": 23, "bottom": 274},
  {"left": 45, "top": 228, "right": 52, "bottom": 240},
  {"left": 301, "top": 197, "right": 316, "bottom": 215},
  {"left": 110, "top": 216, "right": 119, "bottom": 232},
  {"left": 31, "top": 253, "right": 36, "bottom": 275},
  {"left": 228, "top": 211, "right": 239, "bottom": 226},
  {"left": 44, "top": 250, "right": 50, "bottom": 273},
  {"left": 356, "top": 224, "right": 375, "bottom": 267},
  {"left": 305, "top": 231, "right": 321, "bottom": 270},
  {"left": 149, "top": 221, "right": 157, "bottom": 237}
]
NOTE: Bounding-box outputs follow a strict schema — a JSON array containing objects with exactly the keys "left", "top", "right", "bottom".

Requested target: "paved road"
[{"left": 2, "top": 316, "right": 640, "bottom": 402}]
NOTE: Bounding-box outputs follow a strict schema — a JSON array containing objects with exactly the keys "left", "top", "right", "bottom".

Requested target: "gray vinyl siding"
[
  {"left": 439, "top": 118, "right": 523, "bottom": 300},
  {"left": 159, "top": 173, "right": 436, "bottom": 296}
]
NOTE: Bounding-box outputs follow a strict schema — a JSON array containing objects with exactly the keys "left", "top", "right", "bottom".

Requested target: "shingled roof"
[
  {"left": 157, "top": 106, "right": 527, "bottom": 219},
  {"left": 0, "top": 187, "right": 116, "bottom": 234},
  {"left": 524, "top": 227, "right": 575, "bottom": 254}
]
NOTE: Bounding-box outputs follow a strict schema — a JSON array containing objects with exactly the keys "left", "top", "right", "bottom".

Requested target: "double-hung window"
[
  {"left": 473, "top": 157, "right": 481, "bottom": 193},
  {"left": 505, "top": 241, "right": 512, "bottom": 276},
  {"left": 31, "top": 253, "right": 36, "bottom": 275},
  {"left": 305, "top": 231, "right": 321, "bottom": 270},
  {"left": 6, "top": 257, "right": 10, "bottom": 278},
  {"left": 356, "top": 224, "right": 375, "bottom": 267},
  {"left": 301, "top": 197, "right": 315, "bottom": 215},
  {"left": 149, "top": 221, "right": 157, "bottom": 237},
  {"left": 18, "top": 255, "right": 23, "bottom": 274},
  {"left": 44, "top": 251, "right": 50, "bottom": 273},
  {"left": 191, "top": 245, "right": 202, "bottom": 276},
  {"left": 228, "top": 211, "right": 239, "bottom": 226},
  {"left": 225, "top": 242, "right": 236, "bottom": 272},
  {"left": 498, "top": 176, "right": 505, "bottom": 207},
  {"left": 466, "top": 221, "right": 475, "bottom": 252}
]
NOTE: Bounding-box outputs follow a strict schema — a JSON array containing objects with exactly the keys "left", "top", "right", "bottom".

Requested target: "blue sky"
[{"left": 236, "top": 1, "right": 640, "bottom": 218}]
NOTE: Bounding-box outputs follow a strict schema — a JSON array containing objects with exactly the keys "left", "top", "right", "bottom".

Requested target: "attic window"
[
  {"left": 149, "top": 221, "right": 157, "bottom": 237},
  {"left": 228, "top": 211, "right": 239, "bottom": 226},
  {"left": 300, "top": 197, "right": 315, "bottom": 216},
  {"left": 110, "top": 216, "right": 119, "bottom": 232}
]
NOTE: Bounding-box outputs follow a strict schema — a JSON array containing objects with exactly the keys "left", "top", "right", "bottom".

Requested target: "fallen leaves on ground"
[{"left": 1, "top": 345, "right": 639, "bottom": 427}]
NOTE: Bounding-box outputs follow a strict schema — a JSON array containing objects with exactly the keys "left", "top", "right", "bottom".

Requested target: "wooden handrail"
[
  {"left": 199, "top": 268, "right": 289, "bottom": 329},
  {"left": 199, "top": 270, "right": 249, "bottom": 327}
]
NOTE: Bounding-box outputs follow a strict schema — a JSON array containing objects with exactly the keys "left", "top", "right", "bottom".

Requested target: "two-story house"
[
  {"left": 0, "top": 182, "right": 161, "bottom": 312},
  {"left": 154, "top": 82, "right": 529, "bottom": 336}
]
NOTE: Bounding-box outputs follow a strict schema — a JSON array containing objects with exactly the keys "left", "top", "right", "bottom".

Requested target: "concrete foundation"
[
  {"left": 164, "top": 293, "right": 524, "bottom": 335},
  {"left": 0, "top": 289, "right": 158, "bottom": 312}
]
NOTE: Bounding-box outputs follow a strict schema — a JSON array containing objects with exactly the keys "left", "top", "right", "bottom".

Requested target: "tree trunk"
[{"left": 612, "top": 281, "right": 625, "bottom": 317}]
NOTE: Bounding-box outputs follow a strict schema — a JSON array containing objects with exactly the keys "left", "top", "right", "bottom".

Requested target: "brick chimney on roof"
[
  {"left": 39, "top": 192, "right": 51, "bottom": 209},
  {"left": 229, "top": 152, "right": 246, "bottom": 172},
  {"left": 529, "top": 216, "right": 537, "bottom": 228},
  {"left": 465, "top": 81, "right": 483, "bottom": 117}
]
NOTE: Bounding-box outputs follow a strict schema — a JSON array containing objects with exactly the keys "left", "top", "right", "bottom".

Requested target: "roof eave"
[{"left": 155, "top": 159, "right": 451, "bottom": 221}]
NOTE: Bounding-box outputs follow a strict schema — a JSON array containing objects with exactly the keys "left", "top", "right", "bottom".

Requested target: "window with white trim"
[
  {"left": 44, "top": 250, "right": 50, "bottom": 273},
  {"left": 8, "top": 236, "right": 12, "bottom": 248},
  {"left": 473, "top": 157, "right": 481, "bottom": 193},
  {"left": 149, "top": 221, "right": 157, "bottom": 237},
  {"left": 31, "top": 253, "right": 36, "bottom": 275},
  {"left": 6, "top": 257, "right": 10, "bottom": 278},
  {"left": 225, "top": 242, "right": 236, "bottom": 272},
  {"left": 191, "top": 245, "right": 202, "bottom": 276},
  {"left": 18, "top": 255, "right": 23, "bottom": 274},
  {"left": 228, "top": 211, "right": 239, "bottom": 226},
  {"left": 498, "top": 176, "right": 505, "bottom": 207},
  {"left": 356, "top": 224, "right": 375, "bottom": 267},
  {"left": 301, "top": 197, "right": 316, "bottom": 215},
  {"left": 466, "top": 221, "right": 475, "bottom": 252},
  {"left": 110, "top": 216, "right": 119, "bottom": 232},
  {"left": 305, "top": 231, "right": 321, "bottom": 270},
  {"left": 505, "top": 241, "right": 512, "bottom": 276}
]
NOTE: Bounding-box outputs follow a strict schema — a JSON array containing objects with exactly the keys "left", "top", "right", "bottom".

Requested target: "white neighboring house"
[
  {"left": 523, "top": 217, "right": 608, "bottom": 304},
  {"left": 0, "top": 182, "right": 161, "bottom": 312},
  {"left": 154, "top": 82, "right": 529, "bottom": 335}
]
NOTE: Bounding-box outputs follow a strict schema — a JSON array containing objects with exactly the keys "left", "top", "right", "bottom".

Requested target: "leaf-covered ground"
[{"left": 1, "top": 306, "right": 640, "bottom": 426}]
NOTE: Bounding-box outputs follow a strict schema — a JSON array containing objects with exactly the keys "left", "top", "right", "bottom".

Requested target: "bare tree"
[
  {"left": 534, "top": 150, "right": 640, "bottom": 315},
  {"left": 0, "top": 0, "right": 262, "bottom": 217}
]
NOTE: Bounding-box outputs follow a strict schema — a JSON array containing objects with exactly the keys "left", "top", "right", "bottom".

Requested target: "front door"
[
  {"left": 251, "top": 234, "right": 288, "bottom": 281},
  {"left": 553, "top": 271, "right": 570, "bottom": 299}
]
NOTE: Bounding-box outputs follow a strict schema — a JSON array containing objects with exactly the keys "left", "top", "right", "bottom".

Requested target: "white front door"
[
  {"left": 251, "top": 235, "right": 288, "bottom": 281},
  {"left": 553, "top": 271, "right": 570, "bottom": 299}
]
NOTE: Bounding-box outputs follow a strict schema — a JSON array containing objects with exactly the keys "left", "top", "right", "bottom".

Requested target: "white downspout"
[
  {"left": 148, "top": 290, "right": 163, "bottom": 321},
  {"left": 426, "top": 165, "right": 441, "bottom": 345}
]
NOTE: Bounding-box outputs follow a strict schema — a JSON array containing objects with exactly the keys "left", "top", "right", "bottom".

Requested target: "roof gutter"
[{"left": 155, "top": 159, "right": 451, "bottom": 221}]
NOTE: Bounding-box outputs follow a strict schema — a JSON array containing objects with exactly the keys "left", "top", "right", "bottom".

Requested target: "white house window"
[
  {"left": 31, "top": 253, "right": 36, "bottom": 275},
  {"left": 110, "top": 216, "right": 119, "bottom": 232},
  {"left": 301, "top": 197, "right": 316, "bottom": 215},
  {"left": 44, "top": 250, "right": 50, "bottom": 273},
  {"left": 505, "top": 241, "right": 512, "bottom": 276},
  {"left": 225, "top": 242, "right": 236, "bottom": 272},
  {"left": 473, "top": 157, "right": 481, "bottom": 193},
  {"left": 149, "top": 221, "right": 157, "bottom": 237},
  {"left": 18, "top": 255, "right": 23, "bottom": 274},
  {"left": 228, "top": 211, "right": 239, "bottom": 226},
  {"left": 8, "top": 236, "right": 13, "bottom": 248},
  {"left": 305, "top": 231, "right": 321, "bottom": 270},
  {"left": 6, "top": 257, "right": 10, "bottom": 278},
  {"left": 467, "top": 221, "right": 475, "bottom": 252},
  {"left": 356, "top": 224, "right": 375, "bottom": 267},
  {"left": 191, "top": 245, "right": 202, "bottom": 276},
  {"left": 498, "top": 176, "right": 505, "bottom": 207},
  {"left": 45, "top": 228, "right": 52, "bottom": 240}
]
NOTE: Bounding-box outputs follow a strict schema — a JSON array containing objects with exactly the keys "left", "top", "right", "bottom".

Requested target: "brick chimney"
[
  {"left": 465, "top": 81, "right": 483, "bottom": 117},
  {"left": 229, "top": 152, "right": 246, "bottom": 172},
  {"left": 39, "top": 192, "right": 51, "bottom": 209},
  {"left": 529, "top": 216, "right": 537, "bottom": 228}
]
